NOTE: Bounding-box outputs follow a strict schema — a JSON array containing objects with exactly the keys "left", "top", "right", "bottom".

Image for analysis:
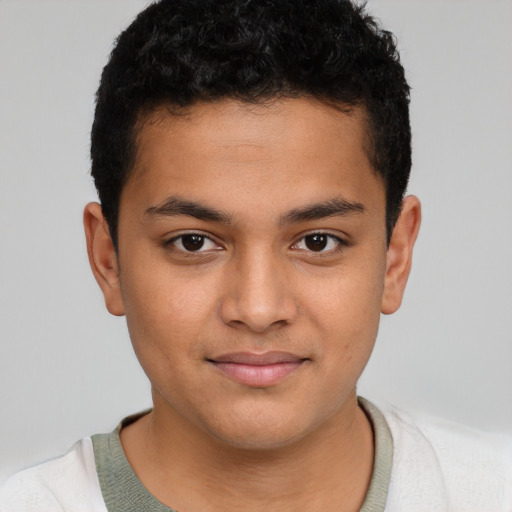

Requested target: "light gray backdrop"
[{"left": 1, "top": 0, "right": 511, "bottom": 481}]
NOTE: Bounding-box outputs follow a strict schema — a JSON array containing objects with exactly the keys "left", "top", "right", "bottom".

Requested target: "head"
[
  {"left": 91, "top": 0, "right": 411, "bottom": 249},
  {"left": 85, "top": 0, "right": 420, "bottom": 450}
]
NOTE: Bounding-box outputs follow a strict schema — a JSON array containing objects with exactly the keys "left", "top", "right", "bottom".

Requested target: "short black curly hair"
[{"left": 91, "top": 0, "right": 411, "bottom": 248}]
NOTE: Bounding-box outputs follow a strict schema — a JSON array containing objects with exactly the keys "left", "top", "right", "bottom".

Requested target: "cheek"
[
  {"left": 119, "top": 258, "right": 222, "bottom": 363},
  {"left": 304, "top": 255, "right": 386, "bottom": 361}
]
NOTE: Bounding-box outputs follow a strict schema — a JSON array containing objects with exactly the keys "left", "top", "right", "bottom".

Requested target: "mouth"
[{"left": 207, "top": 351, "right": 308, "bottom": 387}]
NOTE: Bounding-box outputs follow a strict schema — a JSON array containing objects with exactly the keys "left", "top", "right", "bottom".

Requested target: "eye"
[
  {"left": 167, "top": 234, "right": 221, "bottom": 253},
  {"left": 293, "top": 233, "right": 344, "bottom": 253}
]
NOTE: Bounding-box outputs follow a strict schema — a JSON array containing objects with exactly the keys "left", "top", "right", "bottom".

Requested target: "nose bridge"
[{"left": 221, "top": 244, "right": 296, "bottom": 332}]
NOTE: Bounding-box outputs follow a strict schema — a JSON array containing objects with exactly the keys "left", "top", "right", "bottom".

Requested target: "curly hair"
[{"left": 91, "top": 0, "right": 411, "bottom": 247}]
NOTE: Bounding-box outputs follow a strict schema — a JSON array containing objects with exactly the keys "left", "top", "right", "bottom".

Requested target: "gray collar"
[{"left": 92, "top": 397, "right": 392, "bottom": 512}]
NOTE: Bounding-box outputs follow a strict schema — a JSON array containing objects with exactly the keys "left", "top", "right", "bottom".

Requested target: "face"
[{"left": 86, "top": 98, "right": 418, "bottom": 450}]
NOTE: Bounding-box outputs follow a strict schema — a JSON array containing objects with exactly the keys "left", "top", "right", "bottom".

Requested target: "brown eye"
[
  {"left": 304, "top": 234, "right": 328, "bottom": 251},
  {"left": 181, "top": 234, "right": 205, "bottom": 251},
  {"left": 168, "top": 234, "right": 220, "bottom": 253},
  {"left": 293, "top": 233, "right": 344, "bottom": 253}
]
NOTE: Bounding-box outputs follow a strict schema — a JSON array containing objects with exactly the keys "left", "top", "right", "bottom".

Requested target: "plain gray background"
[{"left": 1, "top": 0, "right": 511, "bottom": 481}]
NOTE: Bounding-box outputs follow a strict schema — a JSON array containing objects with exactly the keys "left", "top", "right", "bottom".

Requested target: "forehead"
[
  {"left": 123, "top": 98, "right": 384, "bottom": 221},
  {"left": 134, "top": 98, "right": 369, "bottom": 166}
]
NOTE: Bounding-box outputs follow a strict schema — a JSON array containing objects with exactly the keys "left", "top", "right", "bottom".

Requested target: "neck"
[{"left": 120, "top": 391, "right": 374, "bottom": 512}]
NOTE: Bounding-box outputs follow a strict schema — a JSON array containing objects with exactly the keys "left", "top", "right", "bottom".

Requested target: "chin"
[{"left": 197, "top": 406, "right": 325, "bottom": 452}]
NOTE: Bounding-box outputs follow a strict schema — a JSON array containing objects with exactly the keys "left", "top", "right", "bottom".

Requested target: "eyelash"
[
  {"left": 291, "top": 232, "right": 346, "bottom": 254},
  {"left": 165, "top": 233, "right": 222, "bottom": 254},
  {"left": 164, "top": 232, "right": 347, "bottom": 255}
]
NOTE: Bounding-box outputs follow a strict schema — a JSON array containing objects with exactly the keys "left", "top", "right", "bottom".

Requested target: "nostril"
[
  {"left": 220, "top": 295, "right": 297, "bottom": 333},
  {"left": 218, "top": 257, "right": 298, "bottom": 332}
]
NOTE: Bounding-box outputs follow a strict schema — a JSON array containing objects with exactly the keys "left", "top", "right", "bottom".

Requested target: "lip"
[{"left": 208, "top": 351, "right": 308, "bottom": 387}]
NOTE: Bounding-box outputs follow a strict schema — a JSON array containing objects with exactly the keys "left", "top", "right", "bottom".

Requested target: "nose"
[{"left": 219, "top": 248, "right": 298, "bottom": 333}]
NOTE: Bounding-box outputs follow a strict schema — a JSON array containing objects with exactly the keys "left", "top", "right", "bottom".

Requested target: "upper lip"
[{"left": 208, "top": 351, "right": 307, "bottom": 365}]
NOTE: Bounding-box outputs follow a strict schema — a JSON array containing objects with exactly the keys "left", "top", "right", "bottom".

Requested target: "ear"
[
  {"left": 83, "top": 202, "right": 125, "bottom": 316},
  {"left": 381, "top": 195, "right": 421, "bottom": 315}
]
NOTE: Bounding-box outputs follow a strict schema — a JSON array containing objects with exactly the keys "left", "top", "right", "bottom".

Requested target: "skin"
[{"left": 84, "top": 98, "right": 421, "bottom": 512}]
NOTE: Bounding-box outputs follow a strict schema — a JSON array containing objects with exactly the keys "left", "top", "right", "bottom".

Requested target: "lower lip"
[{"left": 211, "top": 361, "right": 305, "bottom": 387}]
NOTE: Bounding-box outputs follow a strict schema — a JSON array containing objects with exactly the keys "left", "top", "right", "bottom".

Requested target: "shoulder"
[
  {"left": 0, "top": 438, "right": 107, "bottom": 512},
  {"left": 380, "top": 403, "right": 512, "bottom": 511}
]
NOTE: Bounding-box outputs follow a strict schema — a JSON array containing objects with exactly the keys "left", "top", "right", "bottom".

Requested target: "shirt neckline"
[{"left": 92, "top": 397, "right": 392, "bottom": 512}]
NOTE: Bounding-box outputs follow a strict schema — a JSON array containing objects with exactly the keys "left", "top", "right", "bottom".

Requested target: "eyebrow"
[
  {"left": 279, "top": 198, "right": 365, "bottom": 225},
  {"left": 145, "top": 196, "right": 365, "bottom": 225},
  {"left": 145, "top": 197, "right": 232, "bottom": 223}
]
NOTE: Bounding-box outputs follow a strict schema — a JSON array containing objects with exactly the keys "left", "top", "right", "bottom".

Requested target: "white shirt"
[{"left": 2, "top": 401, "right": 511, "bottom": 511}]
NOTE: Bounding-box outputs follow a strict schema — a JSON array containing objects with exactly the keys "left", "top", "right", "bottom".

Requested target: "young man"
[{"left": 1, "top": 0, "right": 510, "bottom": 510}]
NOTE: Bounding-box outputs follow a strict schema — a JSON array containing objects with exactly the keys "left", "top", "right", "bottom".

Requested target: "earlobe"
[
  {"left": 83, "top": 202, "right": 125, "bottom": 316},
  {"left": 381, "top": 195, "right": 421, "bottom": 315}
]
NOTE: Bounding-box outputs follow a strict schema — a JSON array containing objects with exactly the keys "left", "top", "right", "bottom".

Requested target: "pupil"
[
  {"left": 182, "top": 235, "right": 204, "bottom": 251},
  {"left": 305, "top": 234, "right": 327, "bottom": 251}
]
